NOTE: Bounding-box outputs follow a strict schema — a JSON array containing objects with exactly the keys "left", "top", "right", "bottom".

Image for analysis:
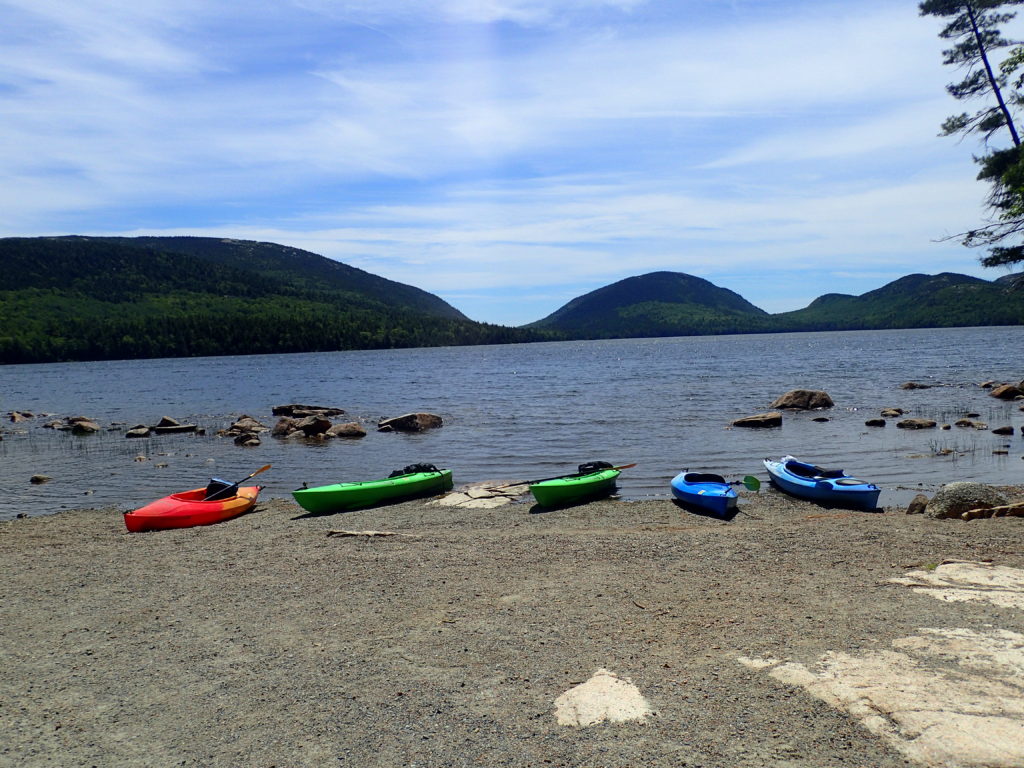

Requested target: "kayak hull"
[
  {"left": 763, "top": 456, "right": 880, "bottom": 509},
  {"left": 124, "top": 486, "right": 260, "bottom": 532},
  {"left": 292, "top": 469, "right": 454, "bottom": 513},
  {"left": 530, "top": 469, "right": 620, "bottom": 508},
  {"left": 670, "top": 471, "right": 738, "bottom": 517}
]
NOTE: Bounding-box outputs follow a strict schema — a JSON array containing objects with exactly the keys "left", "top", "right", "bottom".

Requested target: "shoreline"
[{"left": 3, "top": 491, "right": 1024, "bottom": 767}]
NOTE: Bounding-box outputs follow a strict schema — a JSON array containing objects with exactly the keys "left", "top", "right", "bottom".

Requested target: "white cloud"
[{"left": 0, "top": 0, "right": 1009, "bottom": 324}]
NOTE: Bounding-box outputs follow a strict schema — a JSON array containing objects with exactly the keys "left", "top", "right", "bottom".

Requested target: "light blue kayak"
[
  {"left": 670, "top": 471, "right": 738, "bottom": 517},
  {"left": 763, "top": 455, "right": 880, "bottom": 509}
]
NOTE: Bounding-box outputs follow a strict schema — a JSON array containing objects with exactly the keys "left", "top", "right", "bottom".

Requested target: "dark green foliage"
[
  {"left": 528, "top": 271, "right": 1024, "bottom": 340},
  {"left": 0, "top": 237, "right": 550, "bottom": 364},
  {"left": 527, "top": 272, "right": 771, "bottom": 338},
  {"left": 921, "top": 1, "right": 1024, "bottom": 266},
  {"left": 771, "top": 273, "right": 1024, "bottom": 330},
  {"left": 919, "top": 0, "right": 1022, "bottom": 144}
]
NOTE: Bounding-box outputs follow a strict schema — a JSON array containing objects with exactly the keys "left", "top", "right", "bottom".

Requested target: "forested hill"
[
  {"left": 0, "top": 236, "right": 547, "bottom": 364},
  {"left": 527, "top": 271, "right": 773, "bottom": 337},
  {"left": 771, "top": 272, "right": 1024, "bottom": 331},
  {"left": 528, "top": 270, "right": 1024, "bottom": 338}
]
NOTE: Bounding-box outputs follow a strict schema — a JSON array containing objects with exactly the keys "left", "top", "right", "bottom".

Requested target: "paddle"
[
  {"left": 742, "top": 475, "right": 761, "bottom": 492},
  {"left": 488, "top": 463, "right": 637, "bottom": 491},
  {"left": 204, "top": 464, "right": 272, "bottom": 501}
]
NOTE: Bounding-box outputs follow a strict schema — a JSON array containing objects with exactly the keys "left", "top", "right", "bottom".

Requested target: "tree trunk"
[{"left": 967, "top": 3, "right": 1021, "bottom": 146}]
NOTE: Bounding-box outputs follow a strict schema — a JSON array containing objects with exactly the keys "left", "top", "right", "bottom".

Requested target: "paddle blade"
[
  {"left": 743, "top": 475, "right": 761, "bottom": 492},
  {"left": 247, "top": 464, "right": 272, "bottom": 481}
]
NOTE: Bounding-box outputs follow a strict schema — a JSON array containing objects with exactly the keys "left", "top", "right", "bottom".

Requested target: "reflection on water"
[{"left": 2, "top": 326, "right": 1022, "bottom": 519}]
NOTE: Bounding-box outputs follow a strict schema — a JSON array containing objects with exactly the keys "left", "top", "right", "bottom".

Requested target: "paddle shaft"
[
  {"left": 204, "top": 464, "right": 271, "bottom": 501},
  {"left": 489, "top": 463, "right": 636, "bottom": 490}
]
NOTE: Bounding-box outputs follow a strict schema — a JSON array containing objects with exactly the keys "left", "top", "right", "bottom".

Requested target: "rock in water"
[
  {"left": 770, "top": 389, "right": 834, "bottom": 410},
  {"left": 896, "top": 418, "right": 937, "bottom": 430},
  {"left": 731, "top": 411, "right": 782, "bottom": 429},
  {"left": 990, "top": 384, "right": 1023, "bottom": 400},
  {"left": 377, "top": 413, "right": 443, "bottom": 432}
]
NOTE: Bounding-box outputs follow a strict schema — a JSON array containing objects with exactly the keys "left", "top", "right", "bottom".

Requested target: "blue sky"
[{"left": 2, "top": 0, "right": 1019, "bottom": 325}]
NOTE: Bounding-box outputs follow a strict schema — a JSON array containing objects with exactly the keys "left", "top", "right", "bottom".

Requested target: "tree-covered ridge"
[
  {"left": 528, "top": 272, "right": 771, "bottom": 338},
  {"left": 0, "top": 237, "right": 548, "bottom": 364},
  {"left": 52, "top": 235, "right": 468, "bottom": 319},
  {"left": 771, "top": 272, "right": 1024, "bottom": 330},
  {"left": 529, "top": 270, "right": 1024, "bottom": 339}
]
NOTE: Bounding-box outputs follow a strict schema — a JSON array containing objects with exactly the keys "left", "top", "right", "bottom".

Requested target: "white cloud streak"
[{"left": 0, "top": 0, "right": 1009, "bottom": 323}]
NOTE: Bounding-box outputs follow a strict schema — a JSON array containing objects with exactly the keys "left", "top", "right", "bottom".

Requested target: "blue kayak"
[
  {"left": 670, "top": 471, "right": 738, "bottom": 517},
  {"left": 763, "top": 455, "right": 881, "bottom": 509}
]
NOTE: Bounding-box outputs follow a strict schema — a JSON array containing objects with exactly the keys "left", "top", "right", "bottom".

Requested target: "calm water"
[{"left": 2, "top": 327, "right": 1022, "bottom": 519}]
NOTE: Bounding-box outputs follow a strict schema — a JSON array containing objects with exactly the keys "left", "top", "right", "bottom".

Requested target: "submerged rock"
[
  {"left": 378, "top": 413, "right": 443, "bottom": 432},
  {"left": 896, "top": 418, "right": 937, "bottom": 430},
  {"left": 731, "top": 411, "right": 783, "bottom": 429}
]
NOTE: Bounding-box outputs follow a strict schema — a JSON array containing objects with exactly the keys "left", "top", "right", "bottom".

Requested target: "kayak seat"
[
  {"left": 685, "top": 472, "right": 727, "bottom": 484},
  {"left": 784, "top": 461, "right": 844, "bottom": 479}
]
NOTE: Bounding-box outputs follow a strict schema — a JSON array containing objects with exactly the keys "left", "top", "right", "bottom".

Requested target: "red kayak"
[{"left": 124, "top": 486, "right": 261, "bottom": 532}]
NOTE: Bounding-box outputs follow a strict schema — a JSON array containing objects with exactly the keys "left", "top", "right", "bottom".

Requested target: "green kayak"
[
  {"left": 530, "top": 468, "right": 620, "bottom": 508},
  {"left": 293, "top": 468, "right": 453, "bottom": 513}
]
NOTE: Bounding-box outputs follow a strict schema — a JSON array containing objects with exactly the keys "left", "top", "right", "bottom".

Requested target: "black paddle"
[
  {"left": 203, "top": 464, "right": 272, "bottom": 501},
  {"left": 487, "top": 463, "right": 637, "bottom": 491}
]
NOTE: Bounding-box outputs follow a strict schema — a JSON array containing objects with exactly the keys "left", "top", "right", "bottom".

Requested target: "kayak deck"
[
  {"left": 293, "top": 469, "right": 454, "bottom": 514},
  {"left": 763, "top": 456, "right": 880, "bottom": 509},
  {"left": 530, "top": 469, "right": 620, "bottom": 508},
  {"left": 670, "top": 471, "right": 738, "bottom": 517},
  {"left": 124, "top": 486, "right": 260, "bottom": 532}
]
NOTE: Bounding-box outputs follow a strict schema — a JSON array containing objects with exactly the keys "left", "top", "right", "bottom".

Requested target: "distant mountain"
[
  {"left": 772, "top": 272, "right": 1024, "bottom": 331},
  {"left": 56, "top": 235, "right": 467, "bottom": 320},
  {"left": 527, "top": 271, "right": 771, "bottom": 338},
  {"left": 525, "top": 270, "right": 1024, "bottom": 339},
  {"left": 0, "top": 236, "right": 546, "bottom": 364},
  {"left": 994, "top": 271, "right": 1024, "bottom": 288}
]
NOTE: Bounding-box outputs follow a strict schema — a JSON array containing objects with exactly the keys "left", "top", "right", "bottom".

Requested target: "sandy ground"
[{"left": 2, "top": 488, "right": 1024, "bottom": 768}]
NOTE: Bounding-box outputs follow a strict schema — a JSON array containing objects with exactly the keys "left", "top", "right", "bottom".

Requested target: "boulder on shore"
[
  {"left": 769, "top": 390, "right": 833, "bottom": 410},
  {"left": 926, "top": 482, "right": 1007, "bottom": 520},
  {"left": 378, "top": 413, "right": 444, "bottom": 432},
  {"left": 731, "top": 411, "right": 783, "bottom": 429},
  {"left": 905, "top": 493, "right": 929, "bottom": 515}
]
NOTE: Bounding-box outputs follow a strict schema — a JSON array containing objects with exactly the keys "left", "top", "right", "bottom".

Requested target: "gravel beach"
[{"left": 3, "top": 488, "right": 1024, "bottom": 768}]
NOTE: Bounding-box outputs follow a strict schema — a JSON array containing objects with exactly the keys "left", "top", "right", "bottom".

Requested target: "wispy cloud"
[{"left": 0, "top": 0, "right": 1005, "bottom": 323}]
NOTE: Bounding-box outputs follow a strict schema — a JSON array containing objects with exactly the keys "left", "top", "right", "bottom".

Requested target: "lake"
[{"left": 2, "top": 326, "right": 1022, "bottom": 520}]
